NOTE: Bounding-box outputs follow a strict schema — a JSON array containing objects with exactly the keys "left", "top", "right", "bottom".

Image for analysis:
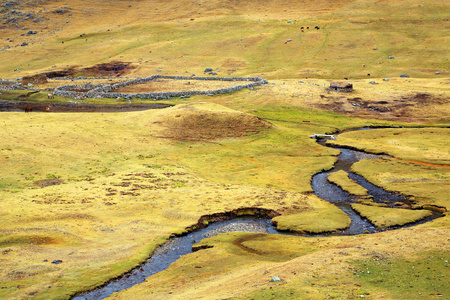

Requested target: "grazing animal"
[
  {"left": 362, "top": 64, "right": 366, "bottom": 68},
  {"left": 315, "top": 26, "right": 320, "bottom": 29},
  {"left": 46, "top": 106, "right": 50, "bottom": 112},
  {"left": 47, "top": 93, "right": 54, "bottom": 99},
  {"left": 25, "top": 106, "right": 32, "bottom": 113}
]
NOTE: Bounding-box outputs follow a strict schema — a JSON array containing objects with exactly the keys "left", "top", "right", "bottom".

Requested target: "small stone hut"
[{"left": 328, "top": 82, "right": 353, "bottom": 93}]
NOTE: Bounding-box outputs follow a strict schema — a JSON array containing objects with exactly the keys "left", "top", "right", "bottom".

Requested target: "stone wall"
[
  {"left": 0, "top": 80, "right": 26, "bottom": 91},
  {"left": 53, "top": 75, "right": 268, "bottom": 100}
]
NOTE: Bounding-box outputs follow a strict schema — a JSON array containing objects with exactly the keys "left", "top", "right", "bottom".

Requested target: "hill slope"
[{"left": 1, "top": 0, "right": 448, "bottom": 79}]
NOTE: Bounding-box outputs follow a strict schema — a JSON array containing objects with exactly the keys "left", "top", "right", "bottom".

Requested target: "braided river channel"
[{"left": 73, "top": 129, "right": 441, "bottom": 300}]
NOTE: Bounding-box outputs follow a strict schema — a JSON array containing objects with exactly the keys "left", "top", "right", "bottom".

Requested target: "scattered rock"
[
  {"left": 53, "top": 8, "right": 71, "bottom": 14},
  {"left": 328, "top": 82, "right": 353, "bottom": 93},
  {"left": 51, "top": 260, "right": 62, "bottom": 264},
  {"left": 270, "top": 276, "right": 281, "bottom": 282}
]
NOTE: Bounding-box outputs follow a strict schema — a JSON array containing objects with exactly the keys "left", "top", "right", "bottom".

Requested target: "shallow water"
[
  {"left": 0, "top": 100, "right": 172, "bottom": 112},
  {"left": 72, "top": 218, "right": 277, "bottom": 300}
]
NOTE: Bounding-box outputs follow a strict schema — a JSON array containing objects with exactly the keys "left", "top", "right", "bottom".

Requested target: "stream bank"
[{"left": 72, "top": 129, "right": 442, "bottom": 300}]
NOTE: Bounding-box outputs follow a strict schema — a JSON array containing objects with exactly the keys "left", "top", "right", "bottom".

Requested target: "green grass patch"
[
  {"left": 352, "top": 250, "right": 450, "bottom": 299},
  {"left": 352, "top": 204, "right": 432, "bottom": 228},
  {"left": 351, "top": 157, "right": 450, "bottom": 210},
  {"left": 328, "top": 170, "right": 368, "bottom": 196},
  {"left": 272, "top": 205, "right": 351, "bottom": 233},
  {"left": 329, "top": 128, "right": 450, "bottom": 165}
]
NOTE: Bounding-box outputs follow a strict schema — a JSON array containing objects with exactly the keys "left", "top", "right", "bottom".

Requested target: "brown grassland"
[{"left": 0, "top": 0, "right": 449, "bottom": 299}]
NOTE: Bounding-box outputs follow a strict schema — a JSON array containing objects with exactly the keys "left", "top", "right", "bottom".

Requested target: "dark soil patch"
[
  {"left": 0, "top": 100, "right": 172, "bottom": 112},
  {"left": 21, "top": 74, "right": 48, "bottom": 85},
  {"left": 316, "top": 93, "right": 449, "bottom": 122},
  {"left": 45, "top": 68, "right": 77, "bottom": 79},
  {"left": 34, "top": 178, "right": 65, "bottom": 188},
  {"left": 82, "top": 61, "right": 135, "bottom": 77},
  {"left": 41, "top": 61, "right": 133, "bottom": 79}
]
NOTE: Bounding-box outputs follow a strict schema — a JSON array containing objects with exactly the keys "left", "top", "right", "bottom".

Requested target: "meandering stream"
[{"left": 73, "top": 130, "right": 441, "bottom": 300}]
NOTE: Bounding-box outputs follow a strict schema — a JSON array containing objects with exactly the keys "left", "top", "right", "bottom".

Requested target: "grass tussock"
[
  {"left": 272, "top": 204, "right": 351, "bottom": 233},
  {"left": 328, "top": 170, "right": 368, "bottom": 196},
  {"left": 352, "top": 204, "right": 432, "bottom": 228}
]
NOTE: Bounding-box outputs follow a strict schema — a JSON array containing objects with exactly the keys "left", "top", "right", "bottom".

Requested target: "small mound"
[
  {"left": 150, "top": 102, "right": 272, "bottom": 141},
  {"left": 34, "top": 178, "right": 64, "bottom": 188}
]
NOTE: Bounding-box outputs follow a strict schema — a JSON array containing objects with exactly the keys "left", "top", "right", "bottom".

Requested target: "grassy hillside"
[{"left": 1, "top": 0, "right": 448, "bottom": 79}]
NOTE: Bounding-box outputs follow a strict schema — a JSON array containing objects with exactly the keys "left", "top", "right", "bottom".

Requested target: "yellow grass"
[
  {"left": 328, "top": 170, "right": 368, "bottom": 196},
  {"left": 0, "top": 102, "right": 346, "bottom": 298},
  {"left": 0, "top": 0, "right": 448, "bottom": 80},
  {"left": 351, "top": 204, "right": 433, "bottom": 228},
  {"left": 1, "top": 0, "right": 449, "bottom": 298},
  {"left": 351, "top": 157, "right": 450, "bottom": 210},
  {"left": 110, "top": 227, "right": 450, "bottom": 300},
  {"left": 1, "top": 91, "right": 448, "bottom": 299},
  {"left": 272, "top": 205, "right": 351, "bottom": 233},
  {"left": 329, "top": 128, "right": 450, "bottom": 164}
]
